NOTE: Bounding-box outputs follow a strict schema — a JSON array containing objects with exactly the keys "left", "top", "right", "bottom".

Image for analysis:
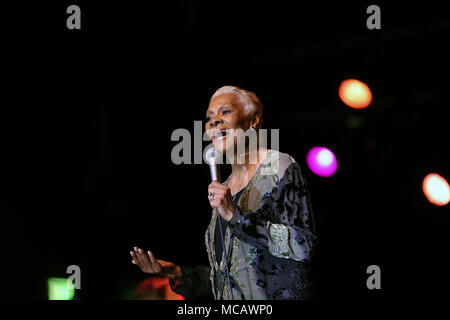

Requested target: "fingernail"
[
  {"left": 134, "top": 247, "right": 137, "bottom": 251},
  {"left": 138, "top": 249, "right": 143, "bottom": 253},
  {"left": 130, "top": 251, "right": 134, "bottom": 256},
  {"left": 132, "top": 260, "right": 136, "bottom": 264}
]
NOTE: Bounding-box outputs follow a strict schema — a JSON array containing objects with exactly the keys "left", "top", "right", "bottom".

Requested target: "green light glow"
[
  {"left": 346, "top": 115, "right": 364, "bottom": 129},
  {"left": 48, "top": 277, "right": 75, "bottom": 300}
]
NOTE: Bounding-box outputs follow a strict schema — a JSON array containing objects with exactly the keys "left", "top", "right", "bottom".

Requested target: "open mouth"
[{"left": 214, "top": 129, "right": 231, "bottom": 141}]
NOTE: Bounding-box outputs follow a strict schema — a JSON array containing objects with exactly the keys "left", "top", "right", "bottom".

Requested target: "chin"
[
  {"left": 212, "top": 140, "right": 227, "bottom": 155},
  {"left": 212, "top": 136, "right": 236, "bottom": 156}
]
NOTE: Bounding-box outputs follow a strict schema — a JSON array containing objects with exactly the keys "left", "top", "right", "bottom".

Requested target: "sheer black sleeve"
[{"left": 168, "top": 265, "right": 214, "bottom": 299}]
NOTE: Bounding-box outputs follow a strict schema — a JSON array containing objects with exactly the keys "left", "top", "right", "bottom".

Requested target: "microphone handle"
[{"left": 210, "top": 162, "right": 220, "bottom": 182}]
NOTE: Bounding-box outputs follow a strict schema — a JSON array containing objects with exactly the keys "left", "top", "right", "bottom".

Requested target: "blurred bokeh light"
[
  {"left": 422, "top": 173, "right": 450, "bottom": 206},
  {"left": 306, "top": 146, "right": 338, "bottom": 177},
  {"left": 339, "top": 79, "right": 373, "bottom": 109},
  {"left": 48, "top": 277, "right": 75, "bottom": 300}
]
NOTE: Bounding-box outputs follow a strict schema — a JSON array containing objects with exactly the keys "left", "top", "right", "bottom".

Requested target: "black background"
[{"left": 2, "top": 1, "right": 449, "bottom": 299}]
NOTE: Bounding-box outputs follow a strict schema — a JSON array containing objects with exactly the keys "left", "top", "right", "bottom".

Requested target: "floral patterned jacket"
[{"left": 170, "top": 150, "right": 318, "bottom": 300}]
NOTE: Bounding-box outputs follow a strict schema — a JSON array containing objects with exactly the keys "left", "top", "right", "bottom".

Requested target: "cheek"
[
  {"left": 225, "top": 113, "right": 245, "bottom": 129},
  {"left": 205, "top": 126, "right": 213, "bottom": 138}
]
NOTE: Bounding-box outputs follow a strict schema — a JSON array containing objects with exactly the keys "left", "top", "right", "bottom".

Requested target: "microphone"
[{"left": 205, "top": 147, "right": 220, "bottom": 182}]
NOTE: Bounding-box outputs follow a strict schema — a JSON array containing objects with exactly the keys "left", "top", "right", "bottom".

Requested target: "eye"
[
  {"left": 222, "top": 110, "right": 231, "bottom": 115},
  {"left": 205, "top": 116, "right": 212, "bottom": 122}
]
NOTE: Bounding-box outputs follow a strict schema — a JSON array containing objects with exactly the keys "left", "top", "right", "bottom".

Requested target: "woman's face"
[{"left": 205, "top": 93, "right": 251, "bottom": 154}]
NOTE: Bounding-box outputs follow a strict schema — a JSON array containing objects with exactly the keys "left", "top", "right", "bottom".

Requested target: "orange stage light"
[{"left": 339, "top": 79, "right": 373, "bottom": 109}]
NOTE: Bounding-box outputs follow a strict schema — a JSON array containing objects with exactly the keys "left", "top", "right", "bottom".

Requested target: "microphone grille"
[{"left": 205, "top": 147, "right": 217, "bottom": 164}]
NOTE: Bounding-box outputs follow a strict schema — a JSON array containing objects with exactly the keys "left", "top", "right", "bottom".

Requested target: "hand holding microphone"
[
  {"left": 205, "top": 147, "right": 235, "bottom": 222},
  {"left": 208, "top": 181, "right": 235, "bottom": 222}
]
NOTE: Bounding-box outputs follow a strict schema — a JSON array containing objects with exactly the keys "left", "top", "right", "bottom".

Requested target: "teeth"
[{"left": 215, "top": 130, "right": 229, "bottom": 139}]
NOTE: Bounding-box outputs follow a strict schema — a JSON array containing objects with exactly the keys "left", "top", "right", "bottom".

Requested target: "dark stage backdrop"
[{"left": 2, "top": 1, "right": 449, "bottom": 299}]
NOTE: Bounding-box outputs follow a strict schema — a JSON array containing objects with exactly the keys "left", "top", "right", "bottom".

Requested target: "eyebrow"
[{"left": 206, "top": 105, "right": 232, "bottom": 117}]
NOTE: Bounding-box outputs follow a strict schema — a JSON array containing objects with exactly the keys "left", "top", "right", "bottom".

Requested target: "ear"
[{"left": 250, "top": 111, "right": 261, "bottom": 129}]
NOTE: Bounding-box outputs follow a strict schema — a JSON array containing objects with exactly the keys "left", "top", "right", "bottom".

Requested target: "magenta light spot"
[{"left": 306, "top": 146, "right": 338, "bottom": 177}]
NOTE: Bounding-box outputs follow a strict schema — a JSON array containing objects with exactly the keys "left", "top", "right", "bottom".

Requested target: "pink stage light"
[{"left": 306, "top": 146, "right": 338, "bottom": 177}]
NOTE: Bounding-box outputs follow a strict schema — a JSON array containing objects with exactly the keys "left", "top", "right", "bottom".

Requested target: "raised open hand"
[{"left": 130, "top": 246, "right": 181, "bottom": 280}]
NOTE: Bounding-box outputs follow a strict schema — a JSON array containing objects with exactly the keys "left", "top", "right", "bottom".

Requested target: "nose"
[{"left": 209, "top": 117, "right": 222, "bottom": 128}]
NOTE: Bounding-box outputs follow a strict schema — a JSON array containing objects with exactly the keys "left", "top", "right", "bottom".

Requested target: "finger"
[
  {"left": 148, "top": 250, "right": 157, "bottom": 265},
  {"left": 208, "top": 183, "right": 224, "bottom": 193},
  {"left": 136, "top": 248, "right": 151, "bottom": 268},
  {"left": 210, "top": 181, "right": 226, "bottom": 189},
  {"left": 130, "top": 251, "right": 141, "bottom": 267},
  {"left": 133, "top": 247, "right": 146, "bottom": 267},
  {"left": 208, "top": 186, "right": 226, "bottom": 195},
  {"left": 209, "top": 199, "right": 220, "bottom": 208},
  {"left": 208, "top": 191, "right": 226, "bottom": 202},
  {"left": 208, "top": 193, "right": 221, "bottom": 204}
]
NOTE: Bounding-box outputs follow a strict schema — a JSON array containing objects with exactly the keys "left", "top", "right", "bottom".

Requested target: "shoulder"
[{"left": 259, "top": 150, "right": 298, "bottom": 180}]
